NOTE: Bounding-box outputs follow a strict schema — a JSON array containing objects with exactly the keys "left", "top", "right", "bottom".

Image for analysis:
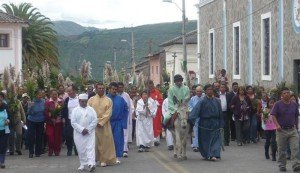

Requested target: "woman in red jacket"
[{"left": 45, "top": 89, "right": 64, "bottom": 156}]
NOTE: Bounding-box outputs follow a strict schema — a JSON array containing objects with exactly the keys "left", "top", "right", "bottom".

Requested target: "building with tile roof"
[{"left": 0, "top": 12, "right": 28, "bottom": 77}]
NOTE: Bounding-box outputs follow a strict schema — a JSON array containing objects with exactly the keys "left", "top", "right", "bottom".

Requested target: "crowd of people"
[{"left": 0, "top": 72, "right": 300, "bottom": 172}]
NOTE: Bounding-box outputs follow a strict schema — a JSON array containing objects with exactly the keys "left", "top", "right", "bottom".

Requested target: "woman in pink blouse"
[{"left": 262, "top": 98, "right": 277, "bottom": 161}]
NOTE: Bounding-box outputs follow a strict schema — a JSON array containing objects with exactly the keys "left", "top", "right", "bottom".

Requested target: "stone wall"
[
  {"left": 199, "top": 0, "right": 223, "bottom": 84},
  {"left": 283, "top": 0, "right": 300, "bottom": 85},
  {"left": 226, "top": 0, "right": 249, "bottom": 85},
  {"left": 198, "top": 0, "right": 300, "bottom": 88}
]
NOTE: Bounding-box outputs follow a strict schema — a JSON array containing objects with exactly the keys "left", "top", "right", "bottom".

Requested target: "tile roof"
[
  {"left": 159, "top": 30, "right": 197, "bottom": 47},
  {"left": 0, "top": 12, "right": 27, "bottom": 24}
]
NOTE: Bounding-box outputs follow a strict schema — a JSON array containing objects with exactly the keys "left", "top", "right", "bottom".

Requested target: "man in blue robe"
[
  {"left": 189, "top": 84, "right": 224, "bottom": 161},
  {"left": 107, "top": 82, "right": 128, "bottom": 163}
]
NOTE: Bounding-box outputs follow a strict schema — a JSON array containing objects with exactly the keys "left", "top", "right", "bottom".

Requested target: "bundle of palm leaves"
[
  {"left": 64, "top": 77, "right": 74, "bottom": 87},
  {"left": 269, "top": 81, "right": 287, "bottom": 100},
  {"left": 80, "top": 60, "right": 92, "bottom": 86},
  {"left": 104, "top": 63, "right": 114, "bottom": 84},
  {"left": 136, "top": 72, "right": 145, "bottom": 92},
  {"left": 41, "top": 61, "right": 51, "bottom": 87},
  {"left": 57, "top": 73, "right": 65, "bottom": 87},
  {"left": 23, "top": 70, "right": 38, "bottom": 100}
]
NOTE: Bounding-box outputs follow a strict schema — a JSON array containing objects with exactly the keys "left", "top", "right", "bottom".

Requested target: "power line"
[{"left": 197, "top": 0, "right": 276, "bottom": 36}]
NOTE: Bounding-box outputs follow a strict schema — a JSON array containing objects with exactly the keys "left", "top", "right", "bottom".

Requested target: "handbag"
[{"left": 241, "top": 113, "right": 250, "bottom": 131}]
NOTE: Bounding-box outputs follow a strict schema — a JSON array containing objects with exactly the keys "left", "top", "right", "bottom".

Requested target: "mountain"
[
  {"left": 55, "top": 21, "right": 197, "bottom": 79},
  {"left": 52, "top": 21, "right": 100, "bottom": 36}
]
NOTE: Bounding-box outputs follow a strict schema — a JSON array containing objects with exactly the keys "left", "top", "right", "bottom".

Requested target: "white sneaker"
[
  {"left": 123, "top": 152, "right": 128, "bottom": 158},
  {"left": 78, "top": 165, "right": 84, "bottom": 171},
  {"left": 100, "top": 162, "right": 107, "bottom": 167},
  {"left": 116, "top": 159, "right": 121, "bottom": 164}
]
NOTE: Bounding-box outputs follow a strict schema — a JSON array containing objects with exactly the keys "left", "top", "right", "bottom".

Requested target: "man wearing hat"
[
  {"left": 163, "top": 74, "right": 190, "bottom": 126},
  {"left": 71, "top": 93, "right": 97, "bottom": 172}
]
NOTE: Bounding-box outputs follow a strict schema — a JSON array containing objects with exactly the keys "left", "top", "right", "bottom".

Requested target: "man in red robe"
[{"left": 147, "top": 80, "right": 163, "bottom": 146}]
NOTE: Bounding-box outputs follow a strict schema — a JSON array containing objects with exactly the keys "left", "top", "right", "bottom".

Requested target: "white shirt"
[
  {"left": 219, "top": 92, "right": 227, "bottom": 112},
  {"left": 68, "top": 96, "right": 79, "bottom": 119},
  {"left": 162, "top": 98, "right": 168, "bottom": 117}
]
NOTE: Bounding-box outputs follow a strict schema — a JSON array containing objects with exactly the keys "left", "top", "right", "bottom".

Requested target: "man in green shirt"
[{"left": 163, "top": 74, "right": 190, "bottom": 126}]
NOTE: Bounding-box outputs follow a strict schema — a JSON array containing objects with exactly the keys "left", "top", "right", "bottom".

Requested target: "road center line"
[
  {"left": 149, "top": 152, "right": 178, "bottom": 173},
  {"left": 153, "top": 151, "right": 191, "bottom": 173}
]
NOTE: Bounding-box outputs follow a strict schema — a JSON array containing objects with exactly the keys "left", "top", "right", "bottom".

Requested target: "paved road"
[{"left": 4, "top": 140, "right": 296, "bottom": 173}]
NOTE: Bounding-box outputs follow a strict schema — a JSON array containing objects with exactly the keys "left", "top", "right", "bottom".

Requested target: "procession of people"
[{"left": 1, "top": 73, "right": 300, "bottom": 172}]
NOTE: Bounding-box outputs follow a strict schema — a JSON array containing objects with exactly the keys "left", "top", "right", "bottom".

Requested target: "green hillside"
[
  {"left": 56, "top": 21, "right": 197, "bottom": 79},
  {"left": 53, "top": 21, "right": 99, "bottom": 36}
]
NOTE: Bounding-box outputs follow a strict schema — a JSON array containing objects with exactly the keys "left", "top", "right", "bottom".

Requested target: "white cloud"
[{"left": 1, "top": 0, "right": 198, "bottom": 28}]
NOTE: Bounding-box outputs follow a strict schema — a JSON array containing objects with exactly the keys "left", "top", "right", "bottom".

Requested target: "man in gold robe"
[{"left": 88, "top": 83, "right": 117, "bottom": 167}]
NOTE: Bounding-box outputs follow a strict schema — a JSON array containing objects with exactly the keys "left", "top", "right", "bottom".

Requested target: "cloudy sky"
[{"left": 1, "top": 0, "right": 199, "bottom": 29}]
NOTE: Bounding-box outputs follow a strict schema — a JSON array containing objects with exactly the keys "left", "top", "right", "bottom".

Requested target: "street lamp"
[{"left": 163, "top": 0, "right": 189, "bottom": 86}]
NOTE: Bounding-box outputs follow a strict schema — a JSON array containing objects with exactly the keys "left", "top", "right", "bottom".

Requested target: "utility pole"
[
  {"left": 131, "top": 26, "right": 135, "bottom": 75},
  {"left": 182, "top": 0, "right": 189, "bottom": 87},
  {"left": 146, "top": 39, "right": 153, "bottom": 56},
  {"left": 172, "top": 52, "right": 177, "bottom": 85},
  {"left": 113, "top": 47, "right": 117, "bottom": 70},
  {"left": 163, "top": 0, "right": 189, "bottom": 86}
]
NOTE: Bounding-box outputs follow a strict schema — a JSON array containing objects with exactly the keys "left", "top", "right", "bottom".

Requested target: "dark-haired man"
[
  {"left": 218, "top": 84, "right": 231, "bottom": 146},
  {"left": 62, "top": 85, "right": 79, "bottom": 156},
  {"left": 107, "top": 82, "right": 128, "bottom": 164},
  {"left": 163, "top": 74, "right": 190, "bottom": 126},
  {"left": 118, "top": 82, "right": 133, "bottom": 157},
  {"left": 189, "top": 84, "right": 223, "bottom": 161},
  {"left": 147, "top": 80, "right": 163, "bottom": 146},
  {"left": 88, "top": 83, "right": 117, "bottom": 167},
  {"left": 271, "top": 87, "right": 300, "bottom": 172},
  {"left": 228, "top": 82, "right": 239, "bottom": 141}
]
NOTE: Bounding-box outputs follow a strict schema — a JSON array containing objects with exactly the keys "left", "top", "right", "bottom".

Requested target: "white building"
[
  {"left": 160, "top": 30, "right": 198, "bottom": 85},
  {"left": 0, "top": 12, "right": 27, "bottom": 76}
]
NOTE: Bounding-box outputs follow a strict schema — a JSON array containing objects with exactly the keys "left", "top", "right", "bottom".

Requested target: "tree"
[{"left": 1, "top": 3, "right": 58, "bottom": 69}]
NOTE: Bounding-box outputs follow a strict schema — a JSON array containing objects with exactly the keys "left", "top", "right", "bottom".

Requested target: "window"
[
  {"left": 233, "top": 22, "right": 241, "bottom": 79},
  {"left": 156, "top": 66, "right": 158, "bottom": 74},
  {"left": 0, "top": 34, "right": 9, "bottom": 47},
  {"left": 152, "top": 66, "right": 154, "bottom": 74},
  {"left": 261, "top": 12, "right": 271, "bottom": 80},
  {"left": 209, "top": 29, "right": 215, "bottom": 78}
]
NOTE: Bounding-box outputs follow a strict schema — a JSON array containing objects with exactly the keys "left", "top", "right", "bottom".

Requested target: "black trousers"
[
  {"left": 223, "top": 111, "right": 230, "bottom": 145},
  {"left": 0, "top": 130, "right": 8, "bottom": 154},
  {"left": 27, "top": 120, "right": 44, "bottom": 155},
  {"left": 132, "top": 119, "right": 136, "bottom": 140},
  {"left": 0, "top": 130, "right": 9, "bottom": 164},
  {"left": 229, "top": 113, "right": 236, "bottom": 140},
  {"left": 64, "top": 123, "right": 76, "bottom": 153},
  {"left": 265, "top": 130, "right": 277, "bottom": 150}
]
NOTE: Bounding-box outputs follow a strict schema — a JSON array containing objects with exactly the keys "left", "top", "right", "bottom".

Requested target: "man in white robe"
[
  {"left": 136, "top": 91, "right": 158, "bottom": 152},
  {"left": 162, "top": 98, "right": 174, "bottom": 150},
  {"left": 71, "top": 94, "right": 98, "bottom": 172},
  {"left": 118, "top": 82, "right": 134, "bottom": 157}
]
